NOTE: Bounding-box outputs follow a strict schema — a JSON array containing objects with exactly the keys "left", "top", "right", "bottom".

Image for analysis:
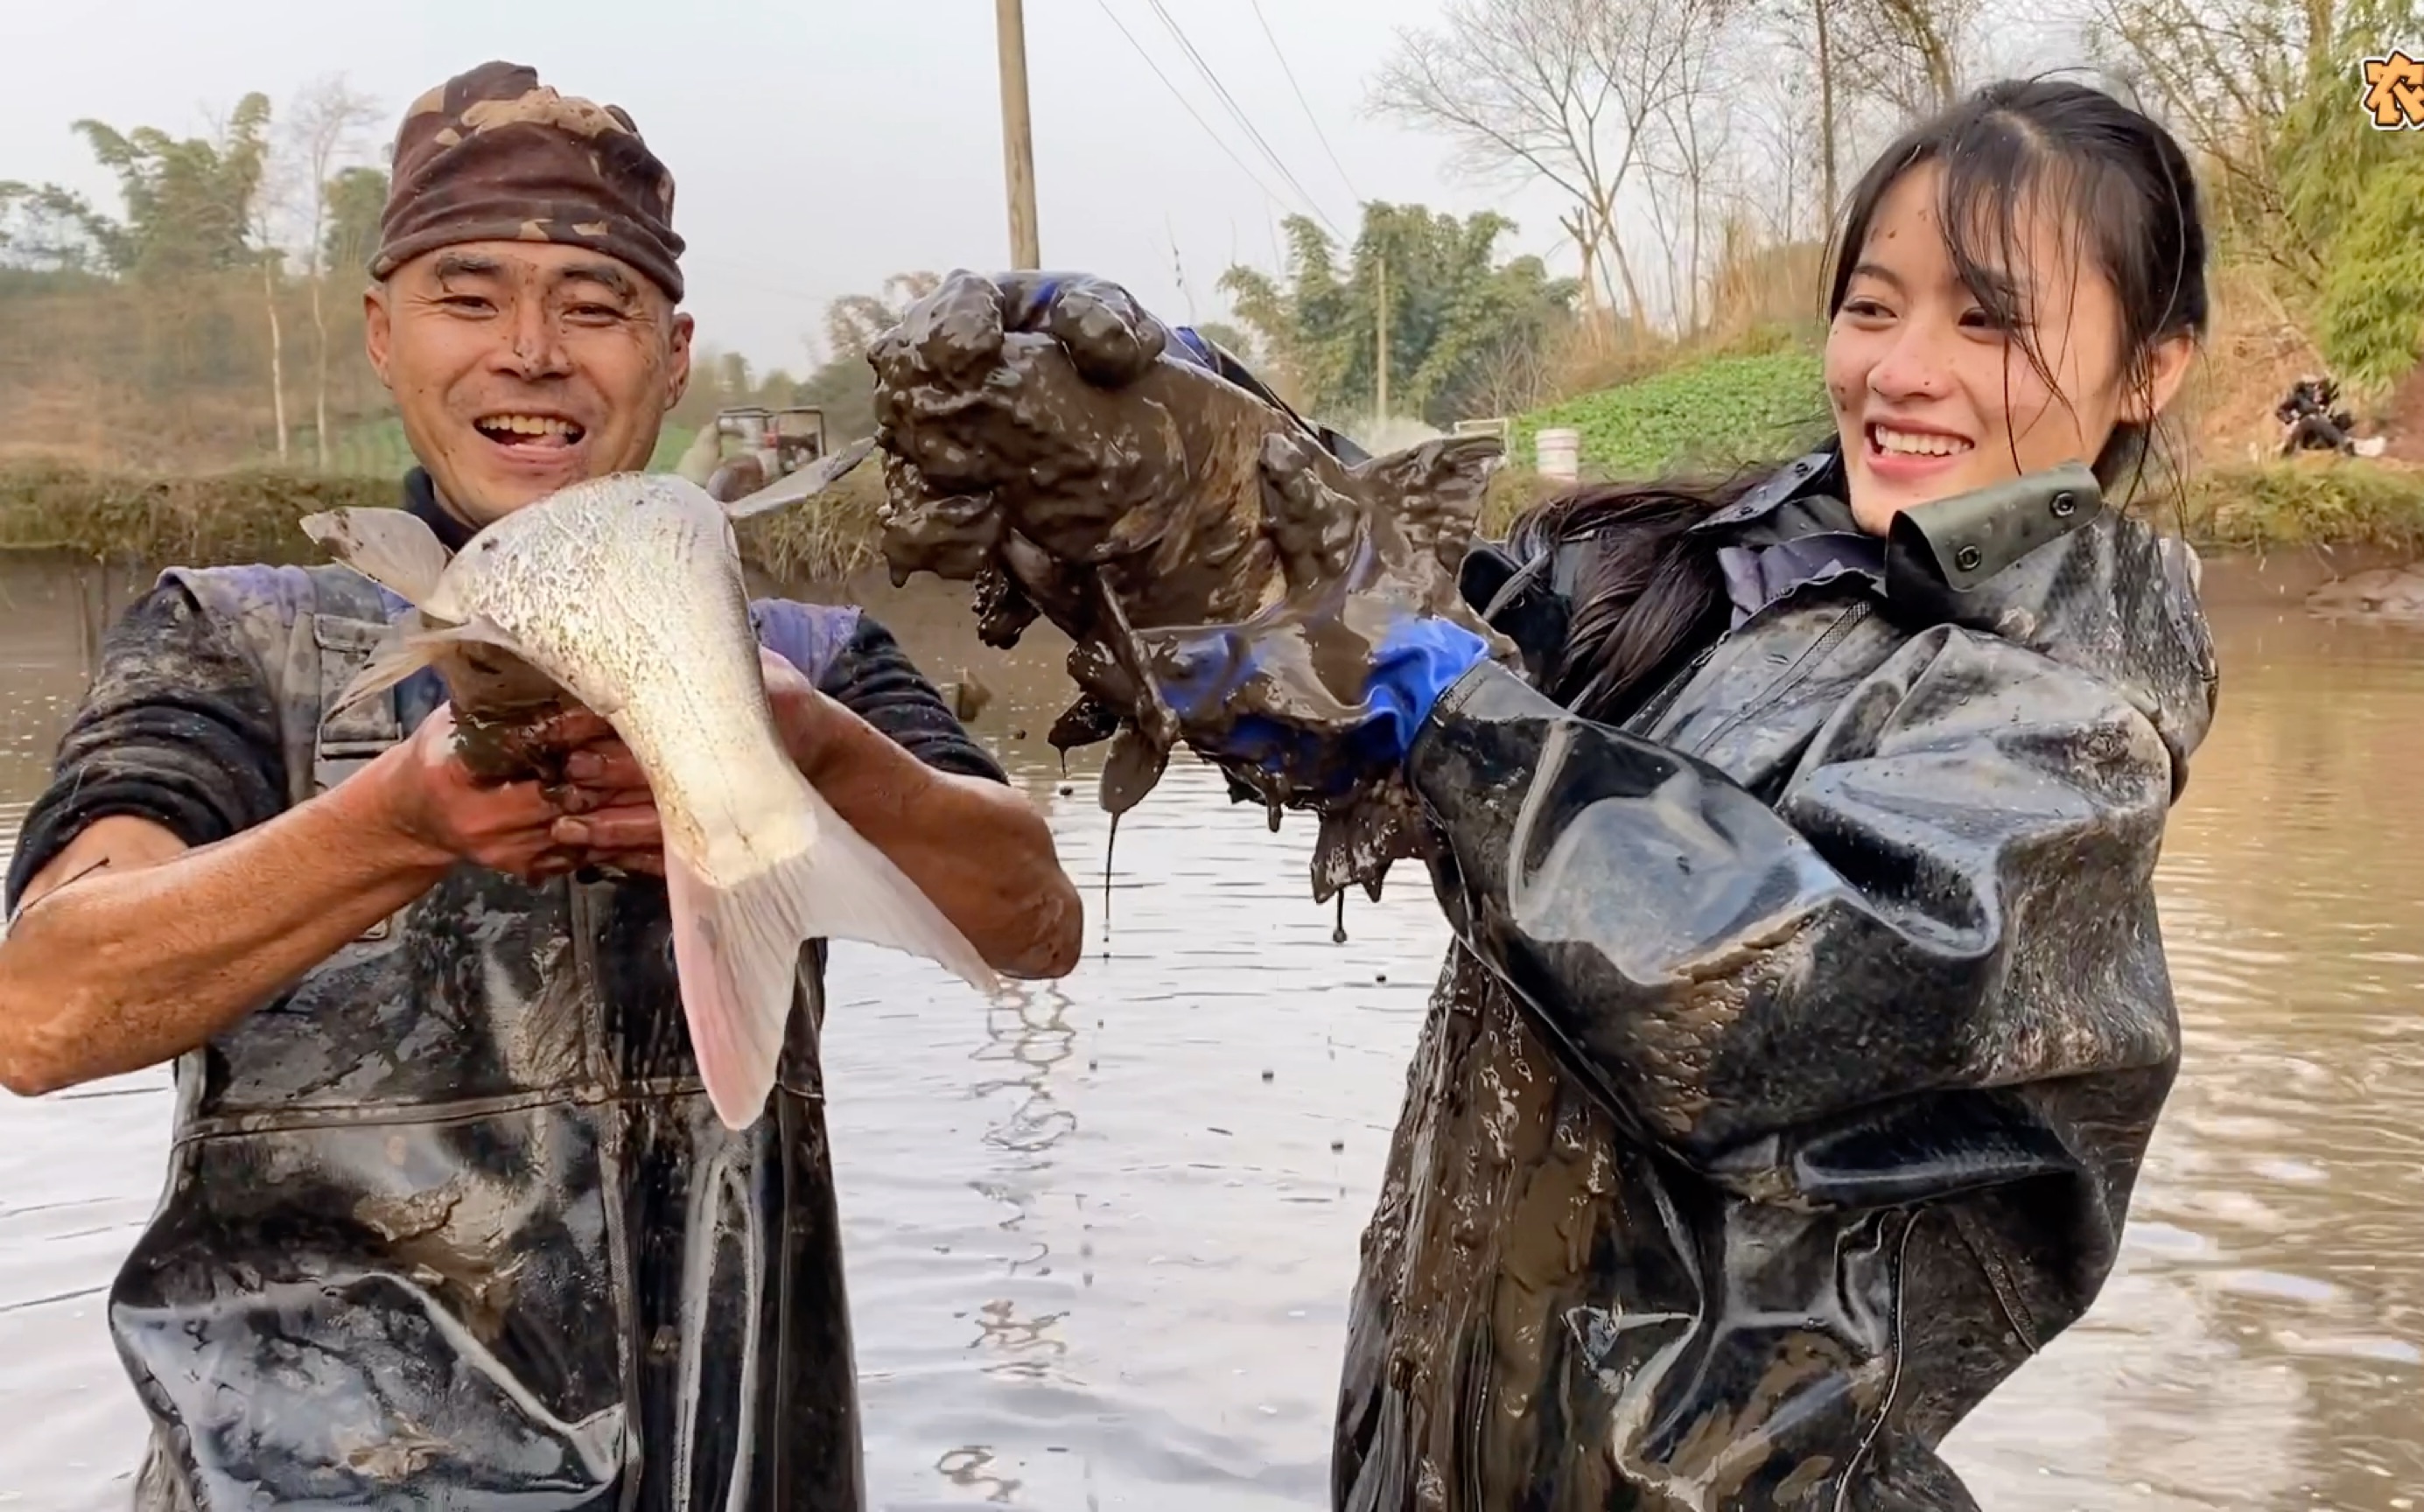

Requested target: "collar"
[
  {"left": 1688, "top": 445, "right": 1849, "bottom": 541},
  {"left": 1689, "top": 445, "right": 1886, "bottom": 626},
  {"left": 401, "top": 467, "right": 479, "bottom": 553}
]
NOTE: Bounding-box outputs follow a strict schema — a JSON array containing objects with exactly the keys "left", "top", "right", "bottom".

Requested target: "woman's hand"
[{"left": 1075, "top": 430, "right": 1504, "bottom": 809}]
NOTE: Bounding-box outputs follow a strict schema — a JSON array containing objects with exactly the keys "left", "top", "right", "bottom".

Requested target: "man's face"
[{"left": 366, "top": 240, "right": 695, "bottom": 523}]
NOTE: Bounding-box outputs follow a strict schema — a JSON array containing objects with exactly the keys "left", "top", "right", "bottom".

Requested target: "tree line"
[
  {"left": 1, "top": 76, "right": 390, "bottom": 471},
  {"left": 1366, "top": 0, "right": 2424, "bottom": 397},
  {"left": 4, "top": 0, "right": 2416, "bottom": 480}
]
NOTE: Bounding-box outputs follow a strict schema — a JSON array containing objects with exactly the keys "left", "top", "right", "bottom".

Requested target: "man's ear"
[
  {"left": 364, "top": 281, "right": 395, "bottom": 389},
  {"left": 663, "top": 310, "right": 696, "bottom": 413}
]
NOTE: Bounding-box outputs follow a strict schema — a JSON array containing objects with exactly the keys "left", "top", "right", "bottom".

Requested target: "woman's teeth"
[
  {"left": 478, "top": 415, "right": 583, "bottom": 443},
  {"left": 1871, "top": 424, "right": 1971, "bottom": 458}
]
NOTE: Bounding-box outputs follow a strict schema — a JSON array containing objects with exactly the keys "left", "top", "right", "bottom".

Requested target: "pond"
[{"left": 1, "top": 555, "right": 2419, "bottom": 1509}]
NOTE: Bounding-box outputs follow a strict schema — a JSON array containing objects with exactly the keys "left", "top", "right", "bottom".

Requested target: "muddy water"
[{"left": 1, "top": 555, "right": 2420, "bottom": 1509}]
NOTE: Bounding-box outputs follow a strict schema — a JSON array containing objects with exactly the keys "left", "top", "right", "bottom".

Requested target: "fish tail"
[{"left": 664, "top": 793, "right": 1001, "bottom": 1131}]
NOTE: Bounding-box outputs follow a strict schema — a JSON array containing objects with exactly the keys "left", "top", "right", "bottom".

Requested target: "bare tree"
[
  {"left": 285, "top": 75, "right": 383, "bottom": 470},
  {"left": 1368, "top": 0, "right": 1706, "bottom": 337},
  {"left": 253, "top": 220, "right": 291, "bottom": 463},
  {"left": 822, "top": 271, "right": 942, "bottom": 361},
  {"left": 1634, "top": 0, "right": 1746, "bottom": 332},
  {"left": 210, "top": 94, "right": 287, "bottom": 463},
  {"left": 1469, "top": 327, "right": 1556, "bottom": 416},
  {"left": 1855, "top": 0, "right": 1967, "bottom": 109}
]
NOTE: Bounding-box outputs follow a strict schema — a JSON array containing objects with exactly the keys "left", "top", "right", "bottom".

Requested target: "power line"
[
  {"left": 1248, "top": 0, "right": 1363, "bottom": 206},
  {"left": 1089, "top": 0, "right": 1293, "bottom": 213},
  {"left": 1138, "top": 0, "right": 1342, "bottom": 236},
  {"left": 1144, "top": 0, "right": 1337, "bottom": 234}
]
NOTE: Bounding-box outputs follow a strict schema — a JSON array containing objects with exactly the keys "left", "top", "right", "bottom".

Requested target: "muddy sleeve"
[
  {"left": 816, "top": 614, "right": 1009, "bottom": 786},
  {"left": 1403, "top": 635, "right": 2182, "bottom": 1200},
  {"left": 4, "top": 582, "right": 288, "bottom": 914}
]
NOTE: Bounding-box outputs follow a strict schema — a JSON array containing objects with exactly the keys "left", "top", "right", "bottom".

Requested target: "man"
[{"left": 0, "top": 60, "right": 1082, "bottom": 1509}]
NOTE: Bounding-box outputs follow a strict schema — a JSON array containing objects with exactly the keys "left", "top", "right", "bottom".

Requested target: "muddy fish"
[
  {"left": 298, "top": 460, "right": 998, "bottom": 1130},
  {"left": 825, "top": 270, "right": 1505, "bottom": 903}
]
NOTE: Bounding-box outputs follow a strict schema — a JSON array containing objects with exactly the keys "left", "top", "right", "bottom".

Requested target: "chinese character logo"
[{"left": 2359, "top": 49, "right": 2424, "bottom": 129}]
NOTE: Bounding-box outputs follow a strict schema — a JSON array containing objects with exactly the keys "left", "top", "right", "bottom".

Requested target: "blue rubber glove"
[
  {"left": 991, "top": 271, "right": 1174, "bottom": 388},
  {"left": 1363, "top": 614, "right": 1493, "bottom": 752},
  {"left": 1166, "top": 325, "right": 1222, "bottom": 373},
  {"left": 1147, "top": 607, "right": 1490, "bottom": 801}
]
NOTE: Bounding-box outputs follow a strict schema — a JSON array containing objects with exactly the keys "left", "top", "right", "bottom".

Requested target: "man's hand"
[
  {"left": 514, "top": 651, "right": 809, "bottom": 882},
  {"left": 751, "top": 644, "right": 1082, "bottom": 979},
  {"left": 373, "top": 704, "right": 634, "bottom": 884},
  {"left": 525, "top": 708, "right": 666, "bottom": 878}
]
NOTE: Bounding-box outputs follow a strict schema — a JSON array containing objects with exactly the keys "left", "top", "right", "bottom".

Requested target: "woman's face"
[{"left": 1823, "top": 161, "right": 2191, "bottom": 535}]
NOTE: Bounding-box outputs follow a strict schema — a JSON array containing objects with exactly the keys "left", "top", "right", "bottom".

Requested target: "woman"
[{"left": 883, "top": 78, "right": 2220, "bottom": 1509}]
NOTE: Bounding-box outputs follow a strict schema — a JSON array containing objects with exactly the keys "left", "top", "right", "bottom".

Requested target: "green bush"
[
  {"left": 2318, "top": 150, "right": 2424, "bottom": 402},
  {"left": 0, "top": 462, "right": 397, "bottom": 564},
  {"left": 1514, "top": 350, "right": 1832, "bottom": 480}
]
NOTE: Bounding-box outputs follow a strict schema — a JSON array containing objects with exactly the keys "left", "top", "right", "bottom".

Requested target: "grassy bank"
[
  {"left": 7, "top": 445, "right": 2421, "bottom": 587},
  {"left": 1512, "top": 350, "right": 1832, "bottom": 478},
  {"left": 2175, "top": 455, "right": 2424, "bottom": 554},
  {"left": 0, "top": 458, "right": 893, "bottom": 581}
]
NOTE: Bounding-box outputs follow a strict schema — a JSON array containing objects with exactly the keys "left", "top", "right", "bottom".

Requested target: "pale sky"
[{"left": 5, "top": 0, "right": 1588, "bottom": 374}]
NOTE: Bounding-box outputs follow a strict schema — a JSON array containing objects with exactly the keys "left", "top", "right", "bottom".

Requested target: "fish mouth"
[{"left": 473, "top": 411, "right": 588, "bottom": 452}]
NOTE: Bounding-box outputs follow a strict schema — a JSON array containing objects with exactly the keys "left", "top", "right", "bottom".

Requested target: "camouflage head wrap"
[{"left": 371, "top": 60, "right": 684, "bottom": 301}]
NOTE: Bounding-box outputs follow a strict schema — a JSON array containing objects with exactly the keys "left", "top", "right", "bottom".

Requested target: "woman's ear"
[{"left": 2125, "top": 331, "right": 2198, "bottom": 424}]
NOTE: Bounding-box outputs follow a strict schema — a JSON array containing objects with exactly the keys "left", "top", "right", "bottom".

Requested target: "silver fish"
[{"left": 299, "top": 458, "right": 997, "bottom": 1130}]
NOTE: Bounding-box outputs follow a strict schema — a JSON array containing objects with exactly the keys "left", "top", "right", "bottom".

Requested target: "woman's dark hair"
[{"left": 1517, "top": 76, "right": 2210, "bottom": 724}]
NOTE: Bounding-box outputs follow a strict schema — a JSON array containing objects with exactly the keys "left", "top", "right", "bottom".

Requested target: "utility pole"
[
  {"left": 995, "top": 0, "right": 1042, "bottom": 269},
  {"left": 1375, "top": 253, "right": 1390, "bottom": 424}
]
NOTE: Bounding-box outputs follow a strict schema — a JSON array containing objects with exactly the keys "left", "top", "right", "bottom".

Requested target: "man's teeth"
[
  {"left": 480, "top": 415, "right": 580, "bottom": 438},
  {"left": 1872, "top": 425, "right": 1971, "bottom": 457}
]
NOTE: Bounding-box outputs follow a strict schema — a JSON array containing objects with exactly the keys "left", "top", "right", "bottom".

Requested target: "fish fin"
[
  {"left": 326, "top": 612, "right": 530, "bottom": 723},
  {"left": 722, "top": 437, "right": 877, "bottom": 522},
  {"left": 665, "top": 848, "right": 786, "bottom": 1131},
  {"left": 299, "top": 508, "right": 452, "bottom": 605},
  {"left": 663, "top": 785, "right": 1002, "bottom": 1132},
  {"left": 326, "top": 611, "right": 441, "bottom": 721},
  {"left": 328, "top": 642, "right": 438, "bottom": 722},
  {"left": 403, "top": 612, "right": 523, "bottom": 655}
]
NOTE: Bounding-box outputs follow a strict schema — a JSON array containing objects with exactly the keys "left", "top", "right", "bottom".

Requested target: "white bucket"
[{"left": 1535, "top": 427, "right": 1581, "bottom": 482}]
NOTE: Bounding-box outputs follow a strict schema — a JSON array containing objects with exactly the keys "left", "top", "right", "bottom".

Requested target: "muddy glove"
[
  {"left": 867, "top": 269, "right": 1375, "bottom": 642},
  {"left": 988, "top": 271, "right": 1186, "bottom": 387},
  {"left": 1145, "top": 603, "right": 1488, "bottom": 801},
  {"left": 1069, "top": 429, "right": 1505, "bottom": 820},
  {"left": 868, "top": 272, "right": 1509, "bottom": 900}
]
